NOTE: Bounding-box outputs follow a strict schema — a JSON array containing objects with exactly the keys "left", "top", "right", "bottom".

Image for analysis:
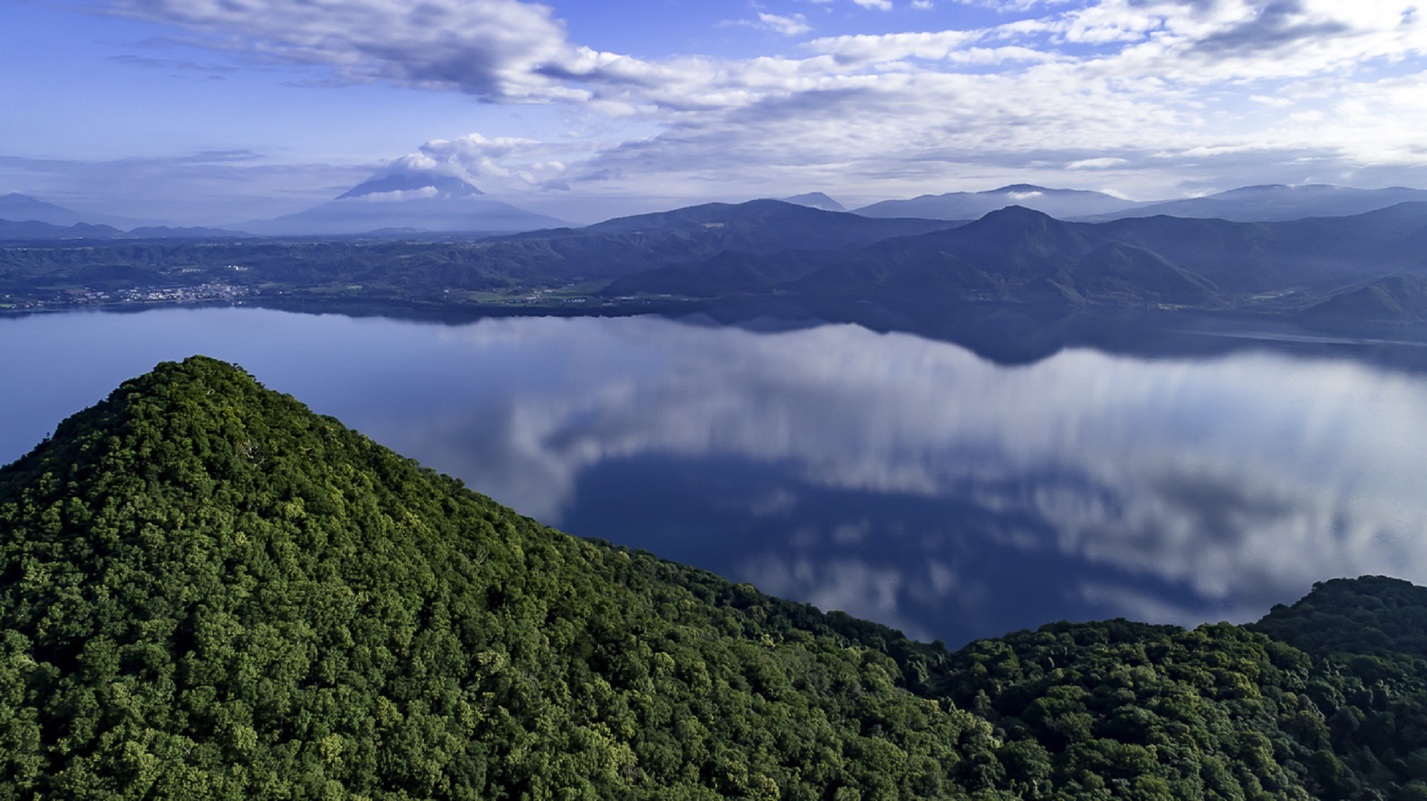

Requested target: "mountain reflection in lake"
[{"left": 2, "top": 307, "right": 1425, "bottom": 645}]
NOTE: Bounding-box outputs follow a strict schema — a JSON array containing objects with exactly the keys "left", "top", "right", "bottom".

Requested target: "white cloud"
[
  {"left": 89, "top": 0, "right": 1427, "bottom": 209},
  {"left": 349, "top": 186, "right": 439, "bottom": 202},
  {"left": 557, "top": 0, "right": 1427, "bottom": 200},
  {"left": 809, "top": 29, "right": 983, "bottom": 62},
  {"left": 755, "top": 12, "right": 812, "bottom": 36},
  {"left": 391, "top": 133, "right": 578, "bottom": 193}
]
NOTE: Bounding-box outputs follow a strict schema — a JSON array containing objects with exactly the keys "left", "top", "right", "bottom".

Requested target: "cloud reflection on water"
[
  {"left": 404, "top": 315, "right": 1427, "bottom": 639},
  {"left": 3, "top": 308, "right": 1424, "bottom": 643}
]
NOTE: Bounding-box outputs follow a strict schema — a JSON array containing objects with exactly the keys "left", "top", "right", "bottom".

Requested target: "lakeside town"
[{"left": 0, "top": 282, "right": 253, "bottom": 312}]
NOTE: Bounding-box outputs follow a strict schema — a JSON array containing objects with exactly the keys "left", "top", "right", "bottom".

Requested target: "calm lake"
[{"left": 3, "top": 306, "right": 1425, "bottom": 646}]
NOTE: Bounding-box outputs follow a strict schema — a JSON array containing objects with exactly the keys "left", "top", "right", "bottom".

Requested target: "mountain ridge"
[
  {"left": 855, "top": 184, "right": 1142, "bottom": 221},
  {"left": 0, "top": 193, "right": 164, "bottom": 230},
  {"left": 0, "top": 356, "right": 995, "bottom": 797},
  {"left": 0, "top": 193, "right": 94, "bottom": 227},
  {"left": 1086, "top": 184, "right": 1427, "bottom": 222},
  {"left": 608, "top": 202, "right": 1427, "bottom": 319},
  {"left": 778, "top": 192, "right": 845, "bottom": 211}
]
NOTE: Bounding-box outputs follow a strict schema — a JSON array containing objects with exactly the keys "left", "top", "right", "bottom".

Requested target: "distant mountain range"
[
  {"left": 855, "top": 183, "right": 1427, "bottom": 223},
  {"left": 237, "top": 169, "right": 568, "bottom": 236},
  {"left": 1092, "top": 184, "right": 1427, "bottom": 222},
  {"left": 0, "top": 214, "right": 246, "bottom": 241},
  {"left": 11, "top": 194, "right": 1427, "bottom": 323},
  {"left": 495, "top": 199, "right": 962, "bottom": 282},
  {"left": 0, "top": 171, "right": 568, "bottom": 240},
  {"left": 9, "top": 181, "right": 1427, "bottom": 242},
  {"left": 0, "top": 192, "right": 247, "bottom": 239},
  {"left": 7, "top": 179, "right": 1427, "bottom": 324},
  {"left": 0, "top": 193, "right": 94, "bottom": 226},
  {"left": 603, "top": 200, "right": 1427, "bottom": 321},
  {"left": 0, "top": 192, "right": 162, "bottom": 229},
  {"left": 855, "top": 184, "right": 1141, "bottom": 220}
]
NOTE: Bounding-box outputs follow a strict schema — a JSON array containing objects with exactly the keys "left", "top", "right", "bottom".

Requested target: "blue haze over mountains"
[
  {"left": 9, "top": 170, "right": 1427, "bottom": 238},
  {"left": 590, "top": 201, "right": 1427, "bottom": 323},
  {"left": 7, "top": 172, "right": 1427, "bottom": 322},
  {"left": 237, "top": 169, "right": 570, "bottom": 236}
]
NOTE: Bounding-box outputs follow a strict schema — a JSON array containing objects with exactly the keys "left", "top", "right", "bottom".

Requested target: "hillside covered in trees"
[{"left": 3, "top": 356, "right": 1427, "bottom": 799}]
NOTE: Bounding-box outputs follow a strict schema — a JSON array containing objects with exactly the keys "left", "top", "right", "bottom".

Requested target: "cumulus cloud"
[
  {"left": 94, "top": 0, "right": 1427, "bottom": 206},
  {"left": 753, "top": 12, "right": 812, "bottom": 36},
  {"left": 348, "top": 186, "right": 439, "bottom": 202},
  {"left": 1193, "top": 0, "right": 1353, "bottom": 56},
  {"left": 810, "top": 29, "right": 986, "bottom": 62},
  {"left": 554, "top": 0, "right": 1427, "bottom": 201},
  {"left": 370, "top": 133, "right": 581, "bottom": 194},
  {"left": 1069, "top": 157, "right": 1130, "bottom": 169}
]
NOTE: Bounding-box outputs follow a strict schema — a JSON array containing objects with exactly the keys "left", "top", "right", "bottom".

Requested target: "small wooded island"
[{"left": 2, "top": 356, "right": 1426, "bottom": 799}]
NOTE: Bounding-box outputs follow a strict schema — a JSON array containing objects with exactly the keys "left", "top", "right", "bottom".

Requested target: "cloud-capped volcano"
[
  {"left": 239, "top": 168, "right": 566, "bottom": 236},
  {"left": 335, "top": 170, "right": 486, "bottom": 201}
]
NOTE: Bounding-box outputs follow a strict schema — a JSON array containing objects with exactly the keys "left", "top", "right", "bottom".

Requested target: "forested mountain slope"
[
  {"left": 611, "top": 202, "right": 1427, "bottom": 318},
  {"left": 0, "top": 357, "right": 1001, "bottom": 799},
  {"left": 2, "top": 357, "right": 1427, "bottom": 799}
]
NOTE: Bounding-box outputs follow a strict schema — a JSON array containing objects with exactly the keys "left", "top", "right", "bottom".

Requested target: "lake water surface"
[{"left": 3, "top": 306, "right": 1425, "bottom": 645}]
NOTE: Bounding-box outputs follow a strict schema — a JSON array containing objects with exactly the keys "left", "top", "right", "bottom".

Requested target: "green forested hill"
[
  {"left": 0, "top": 357, "right": 1000, "bottom": 799},
  {"left": 2, "top": 356, "right": 1427, "bottom": 799}
]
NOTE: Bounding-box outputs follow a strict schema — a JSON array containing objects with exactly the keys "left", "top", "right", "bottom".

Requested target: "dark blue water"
[{"left": 3, "top": 307, "right": 1425, "bottom": 645}]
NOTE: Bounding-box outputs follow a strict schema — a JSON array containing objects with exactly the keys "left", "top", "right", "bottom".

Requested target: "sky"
[{"left": 3, "top": 0, "right": 1427, "bottom": 224}]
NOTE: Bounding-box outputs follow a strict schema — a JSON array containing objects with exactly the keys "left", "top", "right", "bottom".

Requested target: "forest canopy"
[{"left": 2, "top": 356, "right": 1425, "bottom": 799}]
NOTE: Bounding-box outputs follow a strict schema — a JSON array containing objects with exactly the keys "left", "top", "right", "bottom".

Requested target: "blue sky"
[{"left": 3, "top": 0, "right": 1426, "bottom": 224}]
